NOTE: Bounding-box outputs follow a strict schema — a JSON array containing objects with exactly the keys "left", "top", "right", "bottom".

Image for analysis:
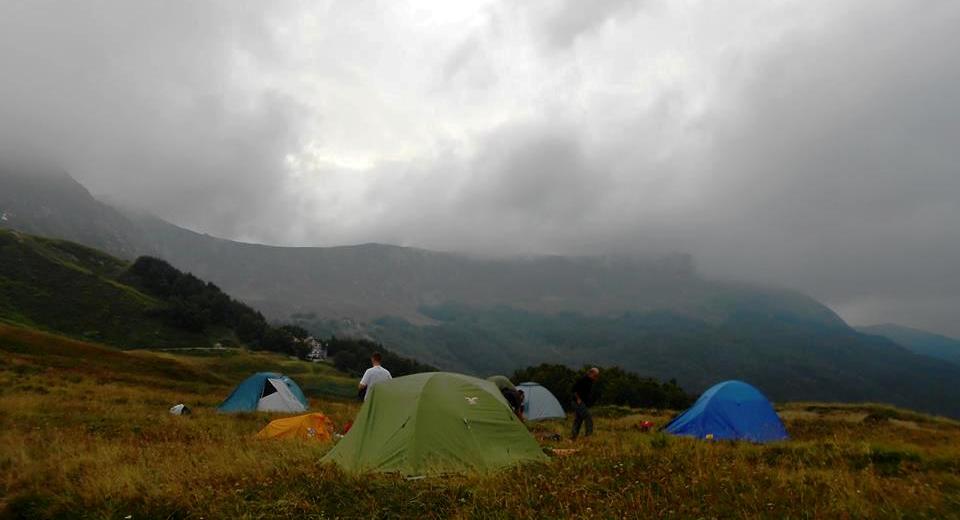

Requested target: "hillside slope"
[
  {"left": 857, "top": 324, "right": 960, "bottom": 367},
  {"left": 0, "top": 229, "right": 204, "bottom": 346},
  {"left": 0, "top": 229, "right": 311, "bottom": 354},
  {"left": 0, "top": 321, "right": 357, "bottom": 399},
  {"left": 345, "top": 304, "right": 960, "bottom": 418}
]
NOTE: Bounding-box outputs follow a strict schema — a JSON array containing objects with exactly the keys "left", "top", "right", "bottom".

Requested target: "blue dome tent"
[
  {"left": 663, "top": 380, "right": 788, "bottom": 443},
  {"left": 218, "top": 372, "right": 309, "bottom": 413},
  {"left": 517, "top": 382, "right": 566, "bottom": 421}
]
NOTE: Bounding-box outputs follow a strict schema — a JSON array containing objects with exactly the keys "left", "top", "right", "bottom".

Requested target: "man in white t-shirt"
[{"left": 358, "top": 351, "right": 392, "bottom": 401}]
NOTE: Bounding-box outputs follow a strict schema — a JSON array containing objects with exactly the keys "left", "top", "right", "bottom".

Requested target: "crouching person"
[{"left": 502, "top": 387, "right": 524, "bottom": 420}]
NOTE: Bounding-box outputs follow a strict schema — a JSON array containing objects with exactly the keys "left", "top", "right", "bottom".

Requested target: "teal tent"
[{"left": 218, "top": 372, "right": 308, "bottom": 413}]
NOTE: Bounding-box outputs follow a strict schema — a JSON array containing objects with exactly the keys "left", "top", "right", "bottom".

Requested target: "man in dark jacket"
[{"left": 571, "top": 367, "right": 600, "bottom": 439}]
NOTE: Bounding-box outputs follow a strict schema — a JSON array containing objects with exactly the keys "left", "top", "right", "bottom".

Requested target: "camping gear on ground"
[
  {"left": 218, "top": 372, "right": 309, "bottom": 413},
  {"left": 663, "top": 380, "right": 788, "bottom": 443},
  {"left": 169, "top": 404, "right": 191, "bottom": 416},
  {"left": 547, "top": 448, "right": 580, "bottom": 457},
  {"left": 323, "top": 372, "right": 548, "bottom": 476},
  {"left": 517, "top": 382, "right": 566, "bottom": 421},
  {"left": 638, "top": 420, "right": 654, "bottom": 432},
  {"left": 256, "top": 413, "right": 333, "bottom": 442},
  {"left": 534, "top": 432, "right": 564, "bottom": 442}
]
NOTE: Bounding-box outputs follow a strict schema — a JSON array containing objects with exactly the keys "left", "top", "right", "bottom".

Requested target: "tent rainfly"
[
  {"left": 218, "top": 372, "right": 309, "bottom": 413},
  {"left": 663, "top": 380, "right": 788, "bottom": 443},
  {"left": 256, "top": 413, "right": 333, "bottom": 442},
  {"left": 323, "top": 372, "right": 548, "bottom": 476}
]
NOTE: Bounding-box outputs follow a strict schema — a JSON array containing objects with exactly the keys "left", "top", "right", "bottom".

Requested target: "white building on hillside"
[{"left": 301, "top": 336, "right": 327, "bottom": 361}]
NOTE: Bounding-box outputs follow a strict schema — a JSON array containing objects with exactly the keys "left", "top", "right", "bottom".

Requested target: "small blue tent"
[
  {"left": 218, "top": 372, "right": 309, "bottom": 413},
  {"left": 518, "top": 382, "right": 566, "bottom": 421},
  {"left": 664, "top": 380, "right": 788, "bottom": 443}
]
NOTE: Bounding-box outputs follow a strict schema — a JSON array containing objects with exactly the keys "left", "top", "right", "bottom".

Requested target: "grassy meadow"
[{"left": 2, "top": 323, "right": 959, "bottom": 519}]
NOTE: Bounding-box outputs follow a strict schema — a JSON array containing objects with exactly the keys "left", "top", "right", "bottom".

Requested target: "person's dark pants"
[{"left": 571, "top": 401, "right": 593, "bottom": 439}]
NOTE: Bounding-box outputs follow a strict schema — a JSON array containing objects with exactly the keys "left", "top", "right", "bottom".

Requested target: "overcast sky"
[{"left": 1, "top": 0, "right": 958, "bottom": 336}]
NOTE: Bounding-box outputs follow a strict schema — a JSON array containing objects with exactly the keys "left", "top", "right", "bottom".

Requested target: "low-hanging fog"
[{"left": 1, "top": 0, "right": 958, "bottom": 335}]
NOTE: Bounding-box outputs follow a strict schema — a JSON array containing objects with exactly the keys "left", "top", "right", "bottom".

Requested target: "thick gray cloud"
[
  {"left": 535, "top": 0, "right": 642, "bottom": 49},
  {"left": 0, "top": 0, "right": 308, "bottom": 240},
  {"left": 693, "top": 0, "right": 960, "bottom": 333},
  {"left": 1, "top": 0, "right": 958, "bottom": 335}
]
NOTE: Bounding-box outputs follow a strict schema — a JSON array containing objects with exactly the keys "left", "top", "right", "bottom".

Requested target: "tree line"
[
  {"left": 323, "top": 336, "right": 437, "bottom": 377},
  {"left": 512, "top": 363, "right": 693, "bottom": 410},
  {"left": 126, "top": 256, "right": 312, "bottom": 357}
]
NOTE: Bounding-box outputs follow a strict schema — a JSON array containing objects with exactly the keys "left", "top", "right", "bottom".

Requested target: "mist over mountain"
[
  {"left": 857, "top": 324, "right": 960, "bottom": 367},
  {"left": 0, "top": 162, "right": 142, "bottom": 257},
  {"left": 2, "top": 167, "right": 959, "bottom": 418},
  {"left": 1, "top": 165, "right": 841, "bottom": 326}
]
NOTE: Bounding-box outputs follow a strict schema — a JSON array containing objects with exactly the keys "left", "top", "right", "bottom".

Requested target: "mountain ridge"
[
  {"left": 0, "top": 228, "right": 205, "bottom": 346},
  {"left": 3, "top": 166, "right": 960, "bottom": 417},
  {"left": 2, "top": 164, "right": 846, "bottom": 328},
  {"left": 857, "top": 323, "right": 960, "bottom": 367}
]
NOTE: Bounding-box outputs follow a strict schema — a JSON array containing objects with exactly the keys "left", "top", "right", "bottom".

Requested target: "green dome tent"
[
  {"left": 323, "top": 372, "right": 547, "bottom": 476},
  {"left": 486, "top": 375, "right": 516, "bottom": 391}
]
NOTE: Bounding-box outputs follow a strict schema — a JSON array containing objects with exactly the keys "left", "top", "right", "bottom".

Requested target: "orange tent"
[{"left": 255, "top": 413, "right": 334, "bottom": 442}]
